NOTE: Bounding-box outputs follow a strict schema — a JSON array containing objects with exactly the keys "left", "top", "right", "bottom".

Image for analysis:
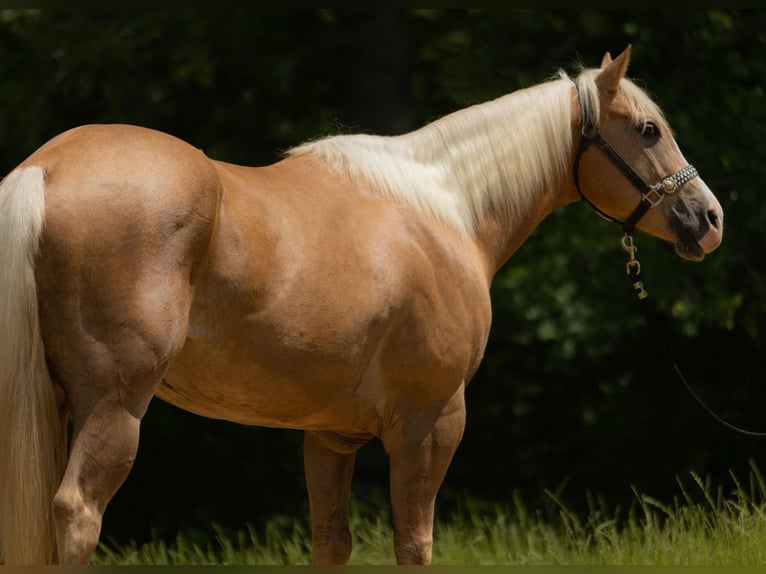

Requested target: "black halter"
[
  {"left": 571, "top": 110, "right": 699, "bottom": 236},
  {"left": 571, "top": 86, "right": 766, "bottom": 439}
]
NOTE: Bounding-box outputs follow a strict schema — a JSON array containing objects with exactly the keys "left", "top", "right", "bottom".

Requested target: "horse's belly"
[{"left": 159, "top": 335, "right": 380, "bottom": 432}]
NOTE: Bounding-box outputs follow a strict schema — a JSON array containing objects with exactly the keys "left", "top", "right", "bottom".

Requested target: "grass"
[{"left": 93, "top": 461, "right": 766, "bottom": 565}]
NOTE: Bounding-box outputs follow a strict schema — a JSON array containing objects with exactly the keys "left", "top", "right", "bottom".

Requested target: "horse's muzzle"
[
  {"left": 670, "top": 190, "right": 723, "bottom": 260},
  {"left": 697, "top": 206, "right": 723, "bottom": 253}
]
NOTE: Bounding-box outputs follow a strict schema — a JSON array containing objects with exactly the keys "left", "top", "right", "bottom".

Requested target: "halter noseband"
[{"left": 571, "top": 86, "right": 699, "bottom": 236}]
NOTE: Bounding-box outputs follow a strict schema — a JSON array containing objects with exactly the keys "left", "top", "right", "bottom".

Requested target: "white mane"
[{"left": 288, "top": 71, "right": 666, "bottom": 237}]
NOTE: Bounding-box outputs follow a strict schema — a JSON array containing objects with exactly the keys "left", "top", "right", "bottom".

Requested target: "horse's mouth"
[{"left": 673, "top": 231, "right": 705, "bottom": 262}]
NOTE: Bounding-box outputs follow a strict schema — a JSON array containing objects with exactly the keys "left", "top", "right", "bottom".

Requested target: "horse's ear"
[{"left": 596, "top": 45, "right": 631, "bottom": 94}]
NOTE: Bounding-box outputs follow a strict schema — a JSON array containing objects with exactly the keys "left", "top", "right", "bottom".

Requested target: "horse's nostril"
[{"left": 707, "top": 209, "right": 721, "bottom": 230}]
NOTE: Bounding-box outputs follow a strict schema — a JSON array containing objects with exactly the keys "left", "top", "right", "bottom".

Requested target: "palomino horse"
[{"left": 0, "top": 46, "right": 722, "bottom": 564}]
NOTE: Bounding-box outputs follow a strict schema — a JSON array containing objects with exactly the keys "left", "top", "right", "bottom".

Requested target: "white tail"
[{"left": 0, "top": 166, "right": 67, "bottom": 564}]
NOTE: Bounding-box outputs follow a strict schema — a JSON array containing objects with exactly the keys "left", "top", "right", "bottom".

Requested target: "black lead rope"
[{"left": 623, "top": 236, "right": 766, "bottom": 439}]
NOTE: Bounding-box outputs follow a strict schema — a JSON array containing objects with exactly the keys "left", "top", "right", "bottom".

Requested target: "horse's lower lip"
[
  {"left": 675, "top": 225, "right": 722, "bottom": 261},
  {"left": 675, "top": 233, "right": 705, "bottom": 262}
]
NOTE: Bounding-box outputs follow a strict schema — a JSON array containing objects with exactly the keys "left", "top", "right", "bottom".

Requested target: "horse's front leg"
[
  {"left": 384, "top": 384, "right": 466, "bottom": 565},
  {"left": 303, "top": 430, "right": 367, "bottom": 564}
]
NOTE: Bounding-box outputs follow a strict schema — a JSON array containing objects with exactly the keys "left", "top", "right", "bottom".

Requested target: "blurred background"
[{"left": 1, "top": 9, "right": 764, "bottom": 546}]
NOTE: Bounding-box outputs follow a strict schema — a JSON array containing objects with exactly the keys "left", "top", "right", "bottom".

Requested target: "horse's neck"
[
  {"left": 288, "top": 78, "right": 578, "bottom": 277},
  {"left": 400, "top": 79, "right": 577, "bottom": 275}
]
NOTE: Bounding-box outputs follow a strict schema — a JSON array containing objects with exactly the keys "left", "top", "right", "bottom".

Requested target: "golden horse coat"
[{"left": 0, "top": 47, "right": 722, "bottom": 565}]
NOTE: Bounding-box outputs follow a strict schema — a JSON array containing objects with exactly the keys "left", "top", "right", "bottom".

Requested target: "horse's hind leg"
[
  {"left": 53, "top": 398, "right": 144, "bottom": 563},
  {"left": 50, "top": 330, "right": 179, "bottom": 564},
  {"left": 41, "top": 277, "right": 194, "bottom": 563},
  {"left": 303, "top": 430, "right": 366, "bottom": 564}
]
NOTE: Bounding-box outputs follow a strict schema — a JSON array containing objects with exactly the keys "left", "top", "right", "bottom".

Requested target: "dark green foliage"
[{"left": 2, "top": 9, "right": 765, "bottom": 545}]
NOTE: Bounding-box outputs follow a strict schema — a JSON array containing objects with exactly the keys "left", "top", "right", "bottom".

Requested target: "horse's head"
[{"left": 572, "top": 45, "right": 723, "bottom": 261}]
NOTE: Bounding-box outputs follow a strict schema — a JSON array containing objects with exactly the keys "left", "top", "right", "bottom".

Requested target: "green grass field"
[{"left": 93, "top": 462, "right": 766, "bottom": 565}]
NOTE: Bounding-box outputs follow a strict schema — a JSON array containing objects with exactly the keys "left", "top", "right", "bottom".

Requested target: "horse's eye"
[{"left": 637, "top": 120, "right": 659, "bottom": 137}]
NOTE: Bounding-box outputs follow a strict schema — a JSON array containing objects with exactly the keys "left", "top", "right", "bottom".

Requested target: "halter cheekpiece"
[{"left": 571, "top": 83, "right": 699, "bottom": 236}]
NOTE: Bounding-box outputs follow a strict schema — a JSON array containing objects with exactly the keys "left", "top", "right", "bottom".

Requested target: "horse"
[{"left": 0, "top": 45, "right": 723, "bottom": 565}]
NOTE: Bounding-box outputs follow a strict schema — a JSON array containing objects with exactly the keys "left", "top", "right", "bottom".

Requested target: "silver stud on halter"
[{"left": 643, "top": 165, "right": 699, "bottom": 207}]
